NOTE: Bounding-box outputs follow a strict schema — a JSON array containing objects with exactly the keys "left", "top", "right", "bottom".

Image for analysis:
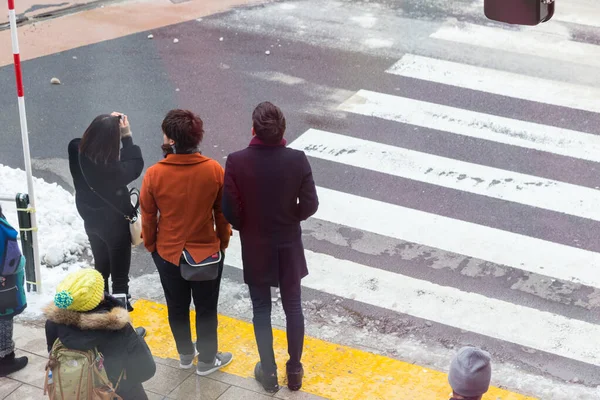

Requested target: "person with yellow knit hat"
[
  {"left": 45, "top": 268, "right": 156, "bottom": 400},
  {"left": 53, "top": 268, "right": 106, "bottom": 312}
]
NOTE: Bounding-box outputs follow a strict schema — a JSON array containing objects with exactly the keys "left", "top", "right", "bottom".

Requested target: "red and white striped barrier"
[{"left": 7, "top": 0, "right": 42, "bottom": 293}]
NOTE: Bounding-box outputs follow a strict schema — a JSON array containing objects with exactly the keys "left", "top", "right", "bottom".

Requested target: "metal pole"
[
  {"left": 16, "top": 194, "right": 36, "bottom": 292},
  {"left": 8, "top": 0, "right": 42, "bottom": 293}
]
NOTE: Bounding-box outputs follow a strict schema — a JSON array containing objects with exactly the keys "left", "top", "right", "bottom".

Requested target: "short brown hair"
[
  {"left": 162, "top": 109, "right": 204, "bottom": 153},
  {"left": 252, "top": 102, "right": 286, "bottom": 144}
]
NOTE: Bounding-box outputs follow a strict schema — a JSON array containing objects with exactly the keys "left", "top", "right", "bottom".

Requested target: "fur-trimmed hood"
[
  {"left": 44, "top": 303, "right": 130, "bottom": 331},
  {"left": 44, "top": 295, "right": 157, "bottom": 387}
]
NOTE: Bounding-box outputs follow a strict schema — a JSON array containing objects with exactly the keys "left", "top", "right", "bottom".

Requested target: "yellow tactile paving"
[{"left": 131, "top": 299, "right": 536, "bottom": 400}]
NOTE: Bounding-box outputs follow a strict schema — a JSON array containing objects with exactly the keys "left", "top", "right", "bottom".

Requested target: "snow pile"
[
  {"left": 0, "top": 164, "right": 89, "bottom": 268},
  {"left": 0, "top": 165, "right": 92, "bottom": 318}
]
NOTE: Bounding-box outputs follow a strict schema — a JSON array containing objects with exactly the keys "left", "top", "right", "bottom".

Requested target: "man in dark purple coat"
[{"left": 222, "top": 102, "right": 319, "bottom": 393}]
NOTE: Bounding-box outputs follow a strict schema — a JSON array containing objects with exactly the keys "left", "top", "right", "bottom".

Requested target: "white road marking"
[
  {"left": 289, "top": 129, "right": 600, "bottom": 221},
  {"left": 431, "top": 22, "right": 600, "bottom": 68},
  {"left": 308, "top": 186, "right": 600, "bottom": 289},
  {"left": 386, "top": 54, "right": 600, "bottom": 114},
  {"left": 226, "top": 236, "right": 600, "bottom": 367},
  {"left": 338, "top": 89, "right": 600, "bottom": 163}
]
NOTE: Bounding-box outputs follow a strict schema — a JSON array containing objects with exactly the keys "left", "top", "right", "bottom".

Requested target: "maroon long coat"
[{"left": 222, "top": 138, "right": 319, "bottom": 287}]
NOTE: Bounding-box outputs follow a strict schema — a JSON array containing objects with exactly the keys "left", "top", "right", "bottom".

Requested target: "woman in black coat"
[
  {"left": 45, "top": 271, "right": 156, "bottom": 400},
  {"left": 68, "top": 112, "right": 144, "bottom": 310}
]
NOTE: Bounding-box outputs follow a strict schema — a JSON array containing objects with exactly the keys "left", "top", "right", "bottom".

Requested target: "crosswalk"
[{"left": 224, "top": 2, "right": 600, "bottom": 386}]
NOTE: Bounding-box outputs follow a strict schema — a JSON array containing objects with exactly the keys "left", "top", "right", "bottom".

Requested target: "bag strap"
[
  {"left": 78, "top": 152, "right": 137, "bottom": 222},
  {"left": 182, "top": 250, "right": 222, "bottom": 267},
  {"left": 114, "top": 369, "right": 125, "bottom": 391},
  {"left": 93, "top": 364, "right": 126, "bottom": 393}
]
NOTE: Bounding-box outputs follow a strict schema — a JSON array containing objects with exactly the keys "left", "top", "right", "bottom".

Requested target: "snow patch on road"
[
  {"left": 363, "top": 37, "right": 394, "bottom": 48},
  {"left": 351, "top": 14, "right": 377, "bottom": 28}
]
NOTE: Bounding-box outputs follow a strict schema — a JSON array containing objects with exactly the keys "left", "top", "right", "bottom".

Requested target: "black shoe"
[
  {"left": 287, "top": 363, "right": 304, "bottom": 391},
  {"left": 135, "top": 327, "right": 147, "bottom": 338},
  {"left": 254, "top": 362, "right": 279, "bottom": 393},
  {"left": 127, "top": 294, "right": 134, "bottom": 312},
  {"left": 0, "top": 352, "right": 28, "bottom": 377}
]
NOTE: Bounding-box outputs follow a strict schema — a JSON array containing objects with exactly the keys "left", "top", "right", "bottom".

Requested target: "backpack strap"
[
  {"left": 93, "top": 366, "right": 126, "bottom": 393},
  {"left": 114, "top": 369, "right": 125, "bottom": 391}
]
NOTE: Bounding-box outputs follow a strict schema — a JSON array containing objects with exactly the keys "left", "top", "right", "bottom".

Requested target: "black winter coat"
[
  {"left": 44, "top": 296, "right": 156, "bottom": 396},
  {"left": 68, "top": 137, "right": 144, "bottom": 226},
  {"left": 222, "top": 139, "right": 319, "bottom": 287}
]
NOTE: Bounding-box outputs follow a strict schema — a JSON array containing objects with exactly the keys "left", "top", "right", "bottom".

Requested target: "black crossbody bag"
[{"left": 179, "top": 250, "right": 223, "bottom": 282}]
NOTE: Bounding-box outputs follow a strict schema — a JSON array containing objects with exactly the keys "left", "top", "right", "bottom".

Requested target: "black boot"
[
  {"left": 286, "top": 363, "right": 304, "bottom": 391},
  {"left": 254, "top": 362, "right": 279, "bottom": 393},
  {"left": 0, "top": 352, "right": 28, "bottom": 377}
]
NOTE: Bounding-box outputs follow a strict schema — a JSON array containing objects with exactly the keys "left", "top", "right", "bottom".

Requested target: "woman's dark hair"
[
  {"left": 79, "top": 114, "right": 121, "bottom": 164},
  {"left": 161, "top": 109, "right": 204, "bottom": 153},
  {"left": 252, "top": 102, "right": 286, "bottom": 144}
]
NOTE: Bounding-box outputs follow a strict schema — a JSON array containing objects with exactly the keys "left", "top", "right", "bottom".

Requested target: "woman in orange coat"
[{"left": 140, "top": 109, "right": 232, "bottom": 376}]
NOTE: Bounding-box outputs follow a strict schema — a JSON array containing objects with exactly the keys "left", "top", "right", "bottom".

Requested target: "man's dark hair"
[
  {"left": 162, "top": 109, "right": 204, "bottom": 153},
  {"left": 79, "top": 114, "right": 121, "bottom": 164},
  {"left": 252, "top": 102, "right": 286, "bottom": 144}
]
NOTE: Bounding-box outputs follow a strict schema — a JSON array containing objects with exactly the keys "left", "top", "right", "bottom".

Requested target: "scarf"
[{"left": 249, "top": 136, "right": 287, "bottom": 147}]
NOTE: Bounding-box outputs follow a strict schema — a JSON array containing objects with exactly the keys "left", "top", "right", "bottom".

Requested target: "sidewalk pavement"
[
  {"left": 0, "top": 0, "right": 99, "bottom": 25},
  {"left": 1, "top": 300, "right": 534, "bottom": 400},
  {"left": 1, "top": 321, "right": 325, "bottom": 400},
  {"left": 0, "top": 0, "right": 266, "bottom": 67}
]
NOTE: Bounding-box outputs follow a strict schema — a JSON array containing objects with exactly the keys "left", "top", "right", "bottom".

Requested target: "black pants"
[
  {"left": 153, "top": 252, "right": 223, "bottom": 363},
  {"left": 249, "top": 281, "right": 304, "bottom": 374},
  {"left": 86, "top": 219, "right": 131, "bottom": 295}
]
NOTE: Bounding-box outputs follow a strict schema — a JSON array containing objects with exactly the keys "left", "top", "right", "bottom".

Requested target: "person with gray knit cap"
[{"left": 448, "top": 346, "right": 492, "bottom": 400}]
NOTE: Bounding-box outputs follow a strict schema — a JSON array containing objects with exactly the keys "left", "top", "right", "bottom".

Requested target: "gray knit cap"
[{"left": 448, "top": 346, "right": 492, "bottom": 397}]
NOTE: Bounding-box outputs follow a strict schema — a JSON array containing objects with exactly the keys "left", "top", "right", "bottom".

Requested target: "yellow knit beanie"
[{"left": 54, "top": 269, "right": 105, "bottom": 312}]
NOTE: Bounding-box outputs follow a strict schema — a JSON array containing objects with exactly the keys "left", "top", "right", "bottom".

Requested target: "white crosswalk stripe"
[
  {"left": 338, "top": 89, "right": 600, "bottom": 163},
  {"left": 430, "top": 22, "right": 600, "bottom": 68},
  {"left": 386, "top": 54, "right": 600, "bottom": 113},
  {"left": 307, "top": 186, "right": 600, "bottom": 290},
  {"left": 290, "top": 129, "right": 600, "bottom": 222}
]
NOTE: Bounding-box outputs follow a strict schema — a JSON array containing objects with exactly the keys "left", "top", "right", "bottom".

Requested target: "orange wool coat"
[{"left": 140, "top": 153, "right": 231, "bottom": 266}]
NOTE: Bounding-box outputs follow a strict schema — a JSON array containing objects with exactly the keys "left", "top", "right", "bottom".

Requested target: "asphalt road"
[{"left": 1, "top": 0, "right": 600, "bottom": 395}]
